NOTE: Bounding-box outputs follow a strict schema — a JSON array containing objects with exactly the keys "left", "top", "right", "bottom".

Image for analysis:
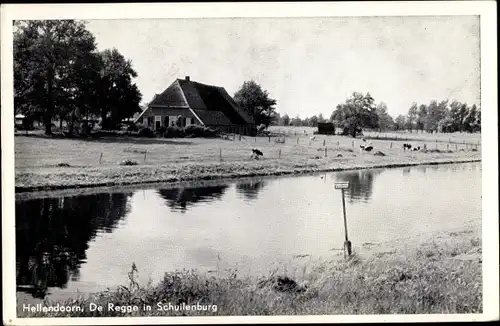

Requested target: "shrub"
[
  {"left": 120, "top": 159, "right": 138, "bottom": 166},
  {"left": 156, "top": 126, "right": 167, "bottom": 136},
  {"left": 127, "top": 124, "right": 139, "bottom": 132},
  {"left": 184, "top": 125, "right": 219, "bottom": 138},
  {"left": 164, "top": 126, "right": 185, "bottom": 138},
  {"left": 138, "top": 127, "right": 154, "bottom": 138}
]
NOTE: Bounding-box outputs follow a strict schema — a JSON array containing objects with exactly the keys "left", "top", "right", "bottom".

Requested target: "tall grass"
[{"left": 18, "top": 230, "right": 482, "bottom": 317}]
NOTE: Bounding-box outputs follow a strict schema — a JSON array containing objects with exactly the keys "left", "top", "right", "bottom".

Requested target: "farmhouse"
[{"left": 135, "top": 76, "right": 256, "bottom": 135}]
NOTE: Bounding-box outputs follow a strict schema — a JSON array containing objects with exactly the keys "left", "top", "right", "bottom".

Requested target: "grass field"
[
  {"left": 17, "top": 221, "right": 482, "bottom": 317},
  {"left": 268, "top": 126, "right": 482, "bottom": 144},
  {"left": 14, "top": 130, "right": 481, "bottom": 191}
]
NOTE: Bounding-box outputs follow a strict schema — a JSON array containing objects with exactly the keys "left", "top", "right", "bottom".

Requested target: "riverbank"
[
  {"left": 14, "top": 135, "right": 481, "bottom": 192},
  {"left": 17, "top": 221, "right": 482, "bottom": 317}
]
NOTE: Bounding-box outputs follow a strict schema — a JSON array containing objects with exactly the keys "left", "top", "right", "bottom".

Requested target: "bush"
[
  {"left": 184, "top": 125, "right": 219, "bottom": 138},
  {"left": 127, "top": 124, "right": 139, "bottom": 132},
  {"left": 120, "top": 159, "right": 138, "bottom": 166},
  {"left": 163, "top": 126, "right": 185, "bottom": 138},
  {"left": 156, "top": 126, "right": 167, "bottom": 136},
  {"left": 138, "top": 127, "right": 154, "bottom": 138}
]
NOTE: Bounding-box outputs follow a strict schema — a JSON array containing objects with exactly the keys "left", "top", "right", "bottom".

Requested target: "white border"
[{"left": 1, "top": 1, "right": 498, "bottom": 324}]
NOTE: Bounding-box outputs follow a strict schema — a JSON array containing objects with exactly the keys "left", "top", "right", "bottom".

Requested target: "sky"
[{"left": 86, "top": 16, "right": 480, "bottom": 118}]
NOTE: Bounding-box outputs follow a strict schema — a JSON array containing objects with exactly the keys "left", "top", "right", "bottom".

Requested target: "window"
[{"left": 155, "top": 116, "right": 161, "bottom": 130}]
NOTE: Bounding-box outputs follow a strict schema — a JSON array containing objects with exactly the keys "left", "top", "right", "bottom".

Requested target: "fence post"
[
  {"left": 352, "top": 140, "right": 354, "bottom": 148},
  {"left": 219, "top": 148, "right": 222, "bottom": 162},
  {"left": 323, "top": 139, "right": 326, "bottom": 146},
  {"left": 446, "top": 144, "right": 449, "bottom": 151},
  {"left": 337, "top": 140, "right": 340, "bottom": 147},
  {"left": 255, "top": 137, "right": 256, "bottom": 142},
  {"left": 99, "top": 152, "right": 103, "bottom": 164},
  {"left": 456, "top": 144, "right": 458, "bottom": 151},
  {"left": 297, "top": 137, "right": 299, "bottom": 144},
  {"left": 144, "top": 149, "right": 147, "bottom": 162},
  {"left": 325, "top": 147, "right": 328, "bottom": 157},
  {"left": 390, "top": 142, "right": 392, "bottom": 149},
  {"left": 279, "top": 149, "right": 281, "bottom": 159},
  {"left": 269, "top": 136, "right": 271, "bottom": 143}
]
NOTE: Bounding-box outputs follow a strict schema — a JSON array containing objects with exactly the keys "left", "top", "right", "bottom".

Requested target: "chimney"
[{"left": 185, "top": 76, "right": 190, "bottom": 81}]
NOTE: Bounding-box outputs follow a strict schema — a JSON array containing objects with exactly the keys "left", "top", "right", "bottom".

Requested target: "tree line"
[
  {"left": 13, "top": 20, "right": 480, "bottom": 138},
  {"left": 14, "top": 20, "right": 142, "bottom": 135},
  {"left": 274, "top": 92, "right": 481, "bottom": 137}
]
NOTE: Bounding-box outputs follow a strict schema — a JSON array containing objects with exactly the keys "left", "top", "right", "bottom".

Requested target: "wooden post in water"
[
  {"left": 297, "top": 137, "right": 299, "bottom": 144},
  {"left": 323, "top": 139, "right": 326, "bottom": 146},
  {"left": 325, "top": 147, "right": 328, "bottom": 157},
  {"left": 144, "top": 149, "right": 147, "bottom": 162},
  {"left": 99, "top": 152, "right": 103, "bottom": 164},
  {"left": 278, "top": 149, "right": 281, "bottom": 159},
  {"left": 335, "top": 182, "right": 351, "bottom": 258},
  {"left": 219, "top": 148, "right": 222, "bottom": 162},
  {"left": 390, "top": 142, "right": 393, "bottom": 149}
]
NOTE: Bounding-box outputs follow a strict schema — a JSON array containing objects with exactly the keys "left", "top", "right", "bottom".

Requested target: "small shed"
[{"left": 317, "top": 122, "right": 336, "bottom": 135}]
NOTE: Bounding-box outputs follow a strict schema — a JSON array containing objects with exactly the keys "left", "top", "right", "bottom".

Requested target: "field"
[
  {"left": 17, "top": 221, "right": 482, "bottom": 316},
  {"left": 268, "top": 126, "right": 482, "bottom": 144},
  {"left": 14, "top": 129, "right": 481, "bottom": 191}
]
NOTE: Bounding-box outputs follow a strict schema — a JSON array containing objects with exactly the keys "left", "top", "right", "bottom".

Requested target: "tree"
[
  {"left": 14, "top": 20, "right": 100, "bottom": 135},
  {"left": 375, "top": 102, "right": 394, "bottom": 131},
  {"left": 308, "top": 115, "right": 319, "bottom": 127},
  {"left": 290, "top": 115, "right": 302, "bottom": 126},
  {"left": 463, "top": 104, "right": 480, "bottom": 132},
  {"left": 280, "top": 113, "right": 290, "bottom": 126},
  {"left": 407, "top": 103, "right": 418, "bottom": 132},
  {"left": 416, "top": 104, "right": 428, "bottom": 132},
  {"left": 331, "top": 92, "right": 378, "bottom": 137},
  {"left": 96, "top": 48, "right": 142, "bottom": 129},
  {"left": 318, "top": 113, "right": 326, "bottom": 124},
  {"left": 423, "top": 100, "right": 448, "bottom": 133},
  {"left": 233, "top": 80, "right": 278, "bottom": 128},
  {"left": 394, "top": 115, "right": 406, "bottom": 131}
]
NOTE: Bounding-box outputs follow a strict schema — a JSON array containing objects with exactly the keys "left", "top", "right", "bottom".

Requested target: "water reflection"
[
  {"left": 235, "top": 180, "right": 268, "bottom": 201},
  {"left": 15, "top": 193, "right": 131, "bottom": 298},
  {"left": 157, "top": 185, "right": 229, "bottom": 212},
  {"left": 334, "top": 169, "right": 381, "bottom": 202}
]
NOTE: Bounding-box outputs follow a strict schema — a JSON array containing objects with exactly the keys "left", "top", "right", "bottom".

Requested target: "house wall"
[{"left": 143, "top": 106, "right": 201, "bottom": 130}]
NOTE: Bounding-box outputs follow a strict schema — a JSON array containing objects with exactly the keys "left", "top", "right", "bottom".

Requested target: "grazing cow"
[
  {"left": 403, "top": 143, "right": 412, "bottom": 150},
  {"left": 310, "top": 136, "right": 316, "bottom": 141},
  {"left": 413, "top": 146, "right": 421, "bottom": 151},
  {"left": 360, "top": 145, "right": 374, "bottom": 152},
  {"left": 252, "top": 148, "right": 263, "bottom": 157}
]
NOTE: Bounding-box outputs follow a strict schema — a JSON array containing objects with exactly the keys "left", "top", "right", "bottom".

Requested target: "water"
[{"left": 15, "top": 162, "right": 481, "bottom": 301}]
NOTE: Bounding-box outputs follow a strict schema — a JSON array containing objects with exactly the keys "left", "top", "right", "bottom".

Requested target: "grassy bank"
[
  {"left": 14, "top": 134, "right": 481, "bottom": 192},
  {"left": 17, "top": 224, "right": 482, "bottom": 317}
]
